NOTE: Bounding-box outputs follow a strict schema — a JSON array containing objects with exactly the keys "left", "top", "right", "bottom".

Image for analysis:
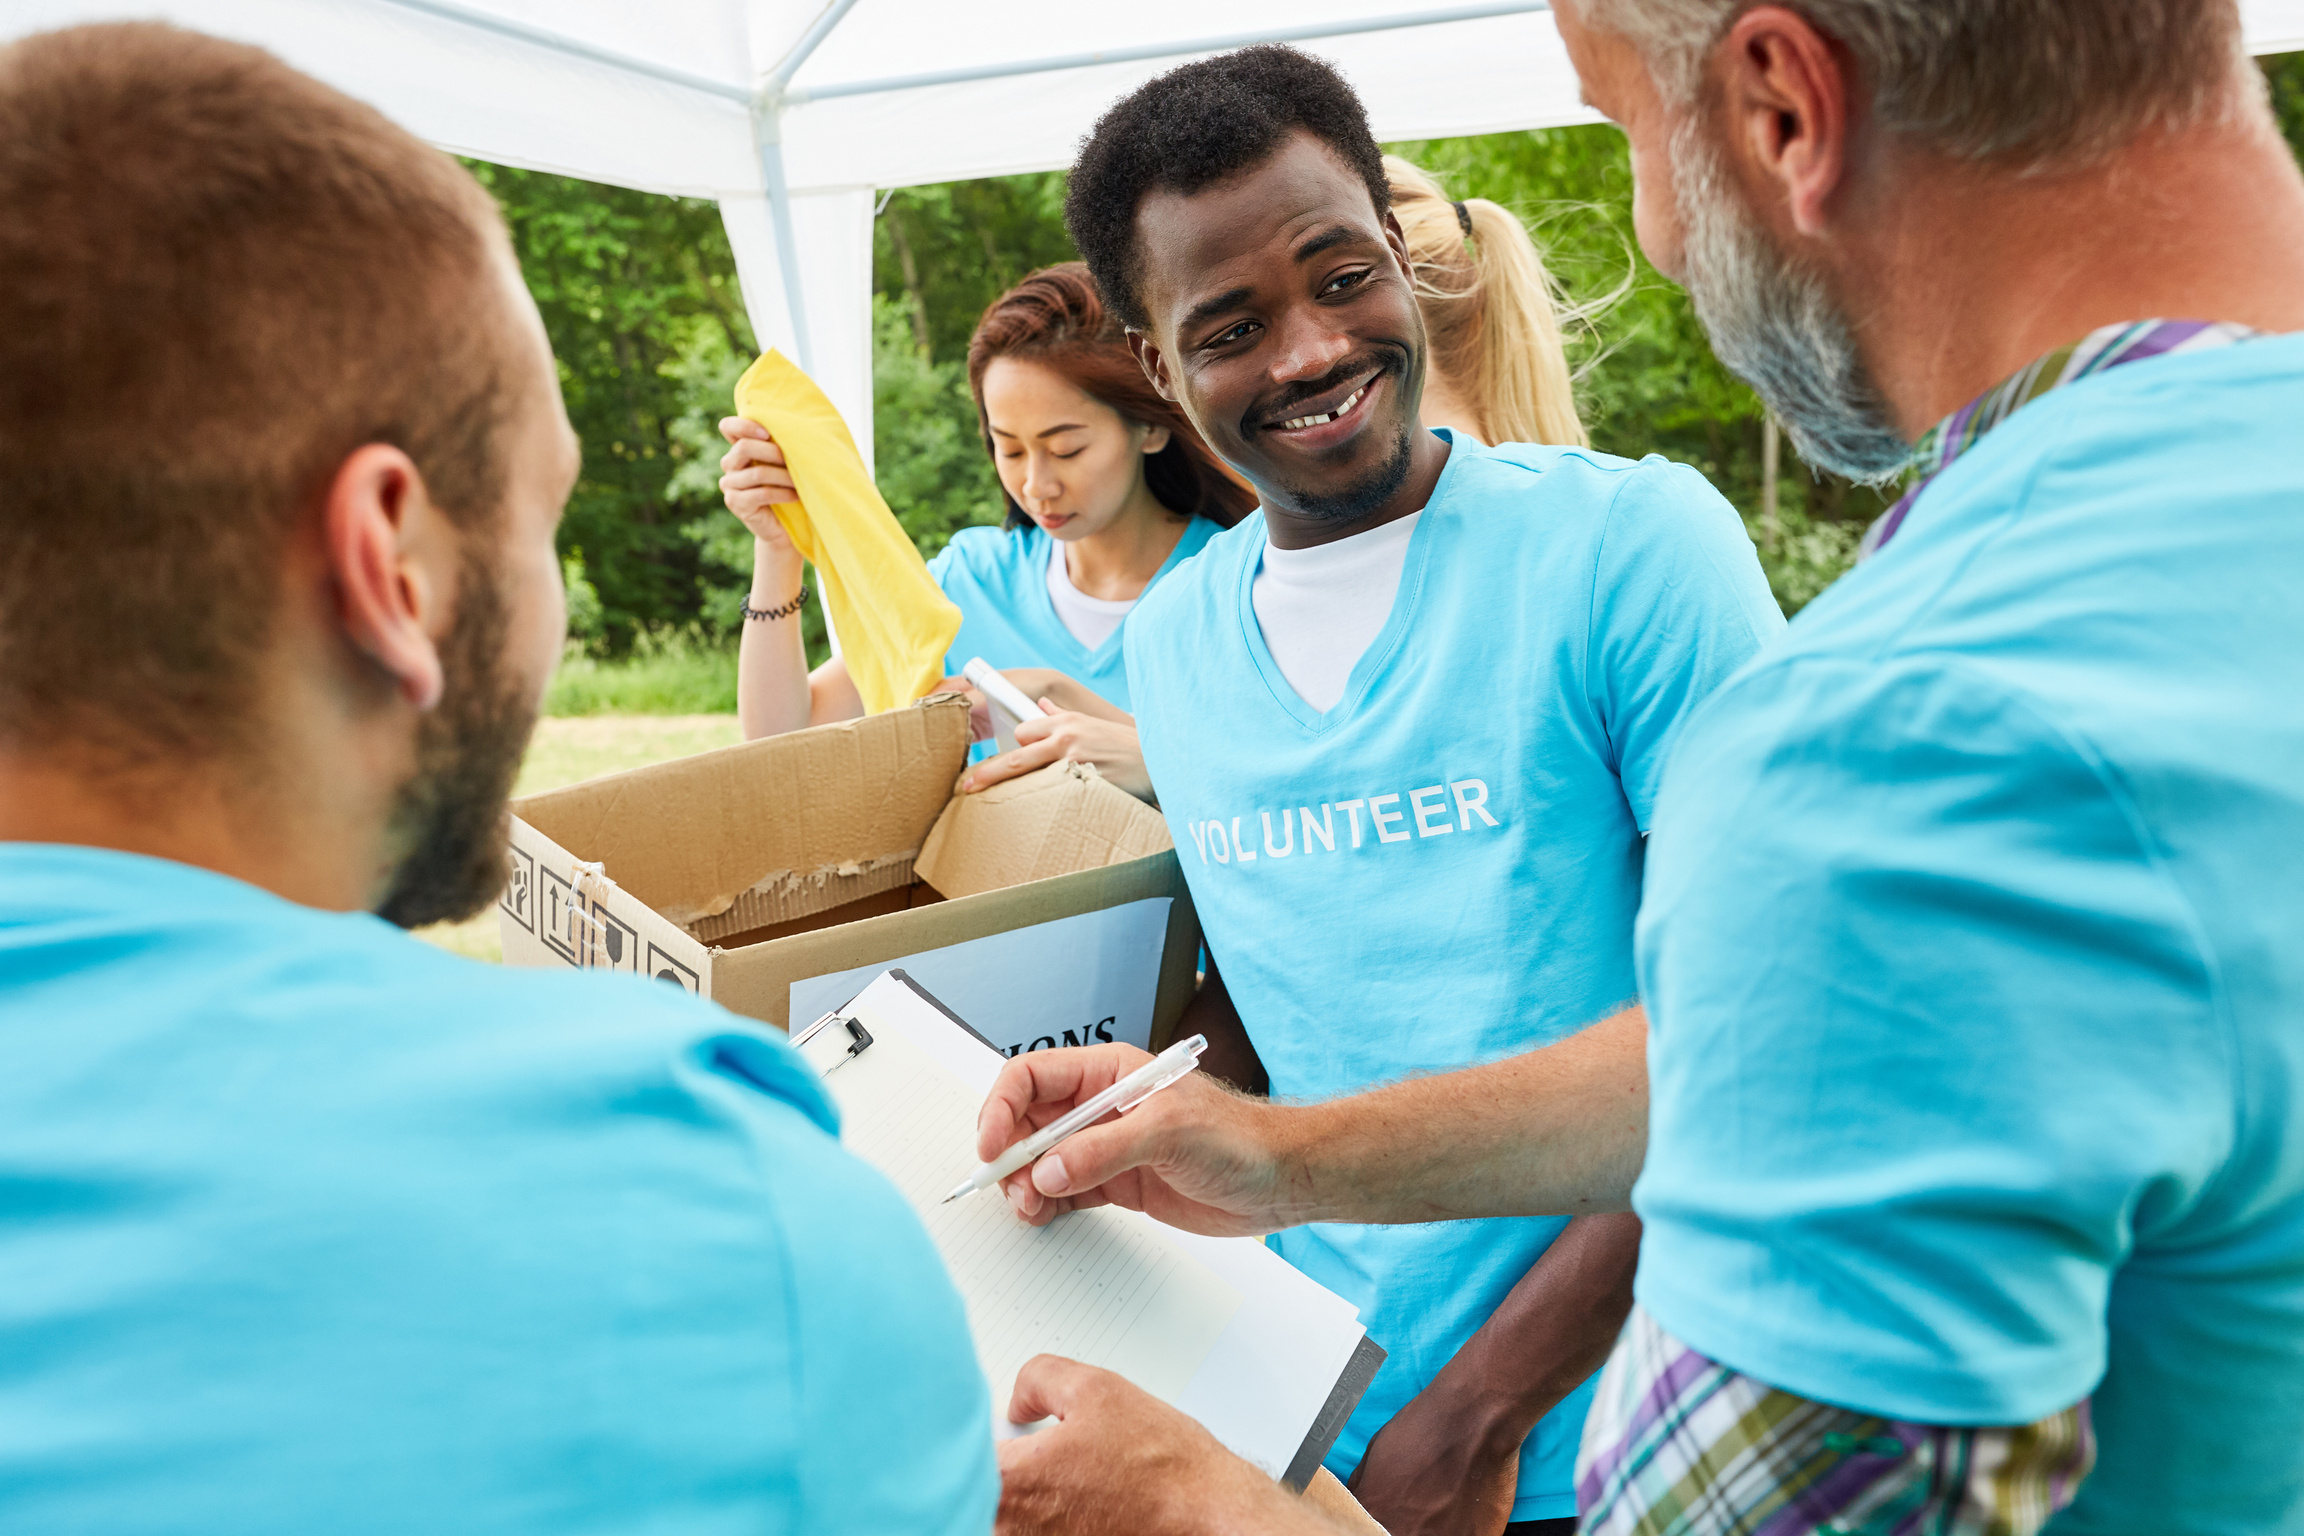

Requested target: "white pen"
[{"left": 943, "top": 1033, "right": 1207, "bottom": 1204}]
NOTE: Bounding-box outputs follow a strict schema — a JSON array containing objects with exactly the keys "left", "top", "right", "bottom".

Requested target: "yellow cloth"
[{"left": 733, "top": 350, "right": 963, "bottom": 715}]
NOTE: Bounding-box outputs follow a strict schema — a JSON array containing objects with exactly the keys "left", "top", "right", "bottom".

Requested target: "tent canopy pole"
[
  {"left": 752, "top": 115, "right": 813, "bottom": 372},
  {"left": 763, "top": 0, "right": 868, "bottom": 96},
  {"left": 377, "top": 0, "right": 750, "bottom": 101},
  {"left": 751, "top": 0, "right": 869, "bottom": 372}
]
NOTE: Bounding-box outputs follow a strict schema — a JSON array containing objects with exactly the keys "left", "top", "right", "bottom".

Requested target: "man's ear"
[
  {"left": 1717, "top": 4, "right": 1851, "bottom": 237},
  {"left": 323, "top": 444, "right": 451, "bottom": 712},
  {"left": 1382, "top": 209, "right": 1414, "bottom": 275},
  {"left": 1126, "top": 328, "right": 1179, "bottom": 404}
]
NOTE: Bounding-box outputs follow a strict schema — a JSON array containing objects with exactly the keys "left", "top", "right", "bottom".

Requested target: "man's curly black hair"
[{"left": 1065, "top": 46, "right": 1390, "bottom": 332}]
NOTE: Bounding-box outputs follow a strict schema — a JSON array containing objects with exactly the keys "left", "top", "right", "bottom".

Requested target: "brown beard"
[{"left": 374, "top": 547, "right": 539, "bottom": 929}]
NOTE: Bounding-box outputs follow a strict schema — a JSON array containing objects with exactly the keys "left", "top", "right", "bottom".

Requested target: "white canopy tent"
[{"left": 13, "top": 0, "right": 2304, "bottom": 459}]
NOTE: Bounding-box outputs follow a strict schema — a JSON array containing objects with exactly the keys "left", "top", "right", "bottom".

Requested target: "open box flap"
[
  {"left": 512, "top": 695, "right": 971, "bottom": 930},
  {"left": 915, "top": 761, "right": 1173, "bottom": 901}
]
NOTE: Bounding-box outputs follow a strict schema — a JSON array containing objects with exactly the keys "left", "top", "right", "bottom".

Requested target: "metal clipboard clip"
[{"left": 791, "top": 1009, "right": 874, "bottom": 1077}]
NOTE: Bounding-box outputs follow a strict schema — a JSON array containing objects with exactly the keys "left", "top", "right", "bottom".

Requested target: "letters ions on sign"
[
  {"left": 1182, "top": 779, "right": 1500, "bottom": 866},
  {"left": 998, "top": 1016, "right": 1118, "bottom": 1059}
]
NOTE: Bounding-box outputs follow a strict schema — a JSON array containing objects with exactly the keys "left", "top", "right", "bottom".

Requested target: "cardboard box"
[{"left": 496, "top": 694, "right": 1199, "bottom": 1055}]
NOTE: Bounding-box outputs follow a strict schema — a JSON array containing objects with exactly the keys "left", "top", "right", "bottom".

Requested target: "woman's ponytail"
[{"left": 1385, "top": 155, "right": 1587, "bottom": 448}]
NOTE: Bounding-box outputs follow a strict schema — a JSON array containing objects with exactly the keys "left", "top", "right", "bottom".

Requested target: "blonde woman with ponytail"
[{"left": 1385, "top": 155, "right": 1587, "bottom": 447}]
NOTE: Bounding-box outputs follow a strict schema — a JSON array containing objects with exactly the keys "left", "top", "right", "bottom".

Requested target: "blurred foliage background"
[{"left": 473, "top": 48, "right": 2304, "bottom": 706}]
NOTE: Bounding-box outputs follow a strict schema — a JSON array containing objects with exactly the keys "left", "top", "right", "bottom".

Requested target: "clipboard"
[
  {"left": 790, "top": 1008, "right": 874, "bottom": 1072},
  {"left": 799, "top": 969, "right": 1382, "bottom": 1491}
]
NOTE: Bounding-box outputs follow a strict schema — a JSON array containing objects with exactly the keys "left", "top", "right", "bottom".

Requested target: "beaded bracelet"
[{"left": 741, "top": 582, "right": 809, "bottom": 623}]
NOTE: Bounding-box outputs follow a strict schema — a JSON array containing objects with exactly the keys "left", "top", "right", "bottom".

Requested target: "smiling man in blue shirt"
[
  {"left": 993, "top": 46, "right": 1782, "bottom": 1536},
  {"left": 0, "top": 25, "right": 992, "bottom": 1535}
]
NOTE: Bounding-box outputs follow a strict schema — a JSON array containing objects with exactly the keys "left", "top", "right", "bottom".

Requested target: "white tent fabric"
[{"left": 12, "top": 0, "right": 2304, "bottom": 459}]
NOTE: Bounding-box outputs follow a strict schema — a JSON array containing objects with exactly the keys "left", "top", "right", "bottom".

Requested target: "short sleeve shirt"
[
  {"left": 1632, "top": 334, "right": 2304, "bottom": 1531},
  {"left": 0, "top": 845, "right": 998, "bottom": 1535},
  {"left": 1125, "top": 434, "right": 1784, "bottom": 1519},
  {"left": 928, "top": 515, "right": 1221, "bottom": 715}
]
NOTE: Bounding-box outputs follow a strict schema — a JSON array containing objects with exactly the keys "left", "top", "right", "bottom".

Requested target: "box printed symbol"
[
  {"left": 499, "top": 846, "right": 537, "bottom": 934},
  {"left": 586, "top": 904, "right": 638, "bottom": 973},
  {"left": 645, "top": 944, "right": 700, "bottom": 994},
  {"left": 539, "top": 867, "right": 578, "bottom": 965}
]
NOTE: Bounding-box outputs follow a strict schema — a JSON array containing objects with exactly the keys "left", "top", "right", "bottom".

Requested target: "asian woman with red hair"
[{"left": 718, "top": 263, "right": 1249, "bottom": 797}]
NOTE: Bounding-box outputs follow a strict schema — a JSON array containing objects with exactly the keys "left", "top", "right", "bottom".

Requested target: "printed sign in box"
[
  {"left": 585, "top": 904, "right": 639, "bottom": 974},
  {"left": 537, "top": 866, "right": 579, "bottom": 965},
  {"left": 787, "top": 898, "right": 1170, "bottom": 1056}
]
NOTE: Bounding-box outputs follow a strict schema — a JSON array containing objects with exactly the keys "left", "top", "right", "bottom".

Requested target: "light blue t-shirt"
[
  {"left": 1125, "top": 434, "right": 1783, "bottom": 1520},
  {"left": 928, "top": 515, "right": 1221, "bottom": 714},
  {"left": 0, "top": 844, "right": 997, "bottom": 1535},
  {"left": 1634, "top": 334, "right": 2304, "bottom": 1531}
]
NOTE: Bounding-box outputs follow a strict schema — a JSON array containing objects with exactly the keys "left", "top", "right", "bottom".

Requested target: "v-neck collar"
[
  {"left": 1235, "top": 431, "right": 1465, "bottom": 733},
  {"left": 1024, "top": 517, "right": 1209, "bottom": 670}
]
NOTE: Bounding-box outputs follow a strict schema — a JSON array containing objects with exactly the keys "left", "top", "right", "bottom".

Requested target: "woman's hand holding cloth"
[{"left": 732, "top": 350, "right": 961, "bottom": 714}]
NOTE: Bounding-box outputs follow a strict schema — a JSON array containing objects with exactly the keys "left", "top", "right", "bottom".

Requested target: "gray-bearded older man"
[{"left": 985, "top": 5, "right": 2304, "bottom": 1534}]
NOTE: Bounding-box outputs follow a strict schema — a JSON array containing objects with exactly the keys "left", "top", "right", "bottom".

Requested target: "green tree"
[
  {"left": 479, "top": 50, "right": 2304, "bottom": 646},
  {"left": 875, "top": 174, "right": 1076, "bottom": 364},
  {"left": 2270, "top": 50, "right": 2304, "bottom": 141},
  {"left": 467, "top": 161, "right": 755, "bottom": 653},
  {"left": 869, "top": 296, "right": 1006, "bottom": 553}
]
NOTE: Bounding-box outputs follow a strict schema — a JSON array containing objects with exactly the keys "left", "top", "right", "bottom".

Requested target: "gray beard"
[{"left": 1672, "top": 117, "right": 1913, "bottom": 484}]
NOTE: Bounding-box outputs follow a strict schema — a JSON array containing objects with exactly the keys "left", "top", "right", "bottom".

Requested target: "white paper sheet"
[
  {"left": 819, "top": 1010, "right": 1240, "bottom": 1410},
  {"left": 828, "top": 971, "right": 1373, "bottom": 1478}
]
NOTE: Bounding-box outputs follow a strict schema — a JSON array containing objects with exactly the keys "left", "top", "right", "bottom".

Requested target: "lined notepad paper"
[{"left": 820, "top": 992, "right": 1242, "bottom": 1411}]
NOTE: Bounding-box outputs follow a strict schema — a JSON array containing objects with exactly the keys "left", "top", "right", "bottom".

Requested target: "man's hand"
[
  {"left": 976, "top": 1011, "right": 1649, "bottom": 1236},
  {"left": 975, "top": 1045, "right": 1314, "bottom": 1234},
  {"left": 995, "top": 1357, "right": 1318, "bottom": 1536},
  {"left": 1347, "top": 1389, "right": 1522, "bottom": 1536}
]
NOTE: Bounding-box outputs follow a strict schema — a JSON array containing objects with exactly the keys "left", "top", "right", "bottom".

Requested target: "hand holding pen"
[
  {"left": 947, "top": 1034, "right": 1207, "bottom": 1203},
  {"left": 971, "top": 1038, "right": 1316, "bottom": 1236}
]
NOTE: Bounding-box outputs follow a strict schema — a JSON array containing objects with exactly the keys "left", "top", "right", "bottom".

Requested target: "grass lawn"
[
  {"left": 544, "top": 646, "right": 737, "bottom": 716},
  {"left": 414, "top": 713, "right": 743, "bottom": 963}
]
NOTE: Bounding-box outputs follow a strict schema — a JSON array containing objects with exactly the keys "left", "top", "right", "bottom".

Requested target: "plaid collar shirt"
[{"left": 1859, "top": 319, "right": 2260, "bottom": 560}]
